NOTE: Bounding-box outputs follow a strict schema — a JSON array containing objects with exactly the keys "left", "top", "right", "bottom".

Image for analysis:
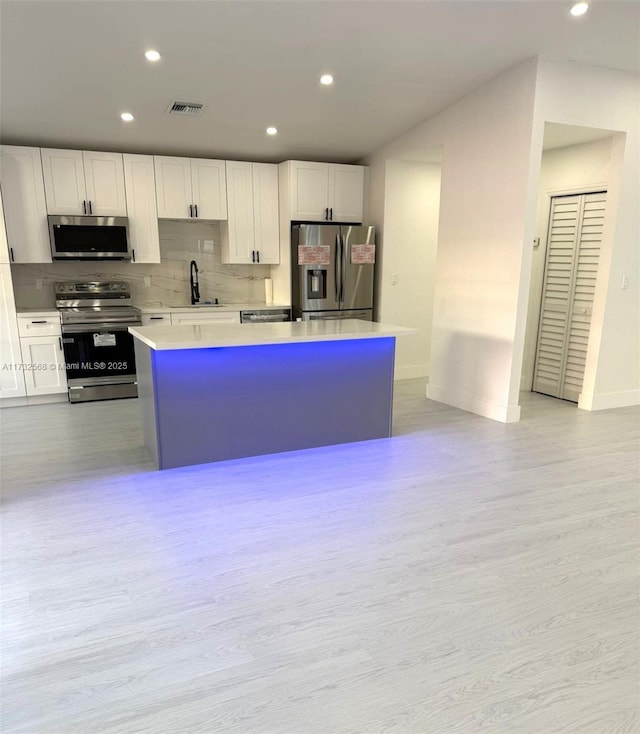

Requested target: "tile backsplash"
[{"left": 12, "top": 220, "right": 272, "bottom": 309}]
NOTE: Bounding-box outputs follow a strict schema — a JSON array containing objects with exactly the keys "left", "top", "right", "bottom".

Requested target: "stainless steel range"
[{"left": 55, "top": 281, "right": 141, "bottom": 403}]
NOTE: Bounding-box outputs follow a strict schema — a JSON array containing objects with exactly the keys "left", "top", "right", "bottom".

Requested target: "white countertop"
[
  {"left": 129, "top": 319, "right": 415, "bottom": 351},
  {"left": 16, "top": 309, "right": 60, "bottom": 318},
  {"left": 136, "top": 302, "right": 291, "bottom": 314}
]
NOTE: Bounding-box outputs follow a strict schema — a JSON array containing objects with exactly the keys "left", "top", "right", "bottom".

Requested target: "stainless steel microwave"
[{"left": 48, "top": 215, "right": 131, "bottom": 260}]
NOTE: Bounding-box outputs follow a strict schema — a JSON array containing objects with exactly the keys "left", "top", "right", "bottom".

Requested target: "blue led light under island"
[{"left": 131, "top": 320, "right": 414, "bottom": 470}]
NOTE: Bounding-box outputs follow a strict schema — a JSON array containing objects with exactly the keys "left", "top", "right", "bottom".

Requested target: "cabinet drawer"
[
  {"left": 17, "top": 315, "right": 61, "bottom": 338},
  {"left": 141, "top": 313, "right": 171, "bottom": 326}
]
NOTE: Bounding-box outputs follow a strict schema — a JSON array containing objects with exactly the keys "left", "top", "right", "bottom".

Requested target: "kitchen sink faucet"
[{"left": 190, "top": 260, "right": 200, "bottom": 305}]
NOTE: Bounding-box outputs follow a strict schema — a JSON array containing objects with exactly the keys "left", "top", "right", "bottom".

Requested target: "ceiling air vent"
[{"left": 167, "top": 101, "right": 205, "bottom": 116}]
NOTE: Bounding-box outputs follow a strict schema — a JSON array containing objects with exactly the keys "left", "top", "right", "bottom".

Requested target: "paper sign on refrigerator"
[
  {"left": 298, "top": 245, "right": 331, "bottom": 265},
  {"left": 350, "top": 244, "right": 376, "bottom": 264}
]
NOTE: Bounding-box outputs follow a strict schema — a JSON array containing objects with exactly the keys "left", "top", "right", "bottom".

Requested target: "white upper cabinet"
[
  {"left": 222, "top": 161, "right": 279, "bottom": 265},
  {"left": 190, "top": 159, "right": 227, "bottom": 220},
  {"left": 328, "top": 164, "right": 365, "bottom": 223},
  {"left": 41, "top": 148, "right": 127, "bottom": 217},
  {"left": 123, "top": 154, "right": 161, "bottom": 264},
  {"left": 289, "top": 161, "right": 329, "bottom": 221},
  {"left": 252, "top": 164, "right": 280, "bottom": 263},
  {"left": 154, "top": 156, "right": 227, "bottom": 220},
  {"left": 153, "top": 156, "right": 191, "bottom": 219},
  {"left": 0, "top": 146, "right": 51, "bottom": 263},
  {"left": 82, "top": 151, "right": 127, "bottom": 216},
  {"left": 287, "top": 161, "right": 365, "bottom": 223}
]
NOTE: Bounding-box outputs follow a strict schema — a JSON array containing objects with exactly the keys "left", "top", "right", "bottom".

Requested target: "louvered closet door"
[{"left": 533, "top": 191, "right": 606, "bottom": 402}]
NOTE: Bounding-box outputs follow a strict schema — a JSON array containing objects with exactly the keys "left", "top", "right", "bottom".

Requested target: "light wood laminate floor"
[{"left": 1, "top": 380, "right": 639, "bottom": 733}]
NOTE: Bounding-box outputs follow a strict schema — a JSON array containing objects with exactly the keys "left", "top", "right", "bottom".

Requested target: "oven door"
[{"left": 61, "top": 323, "right": 138, "bottom": 383}]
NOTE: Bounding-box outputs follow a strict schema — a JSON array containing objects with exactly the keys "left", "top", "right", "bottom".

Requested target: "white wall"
[
  {"left": 376, "top": 159, "right": 440, "bottom": 379},
  {"left": 524, "top": 61, "right": 640, "bottom": 411},
  {"left": 365, "top": 58, "right": 639, "bottom": 421},
  {"left": 364, "top": 59, "right": 539, "bottom": 422},
  {"left": 522, "top": 136, "right": 615, "bottom": 390}
]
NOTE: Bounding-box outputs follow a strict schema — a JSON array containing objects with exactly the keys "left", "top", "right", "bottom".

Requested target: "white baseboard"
[
  {"left": 1, "top": 393, "right": 69, "bottom": 409},
  {"left": 426, "top": 383, "right": 521, "bottom": 423},
  {"left": 579, "top": 388, "right": 640, "bottom": 411},
  {"left": 27, "top": 393, "right": 68, "bottom": 406},
  {"left": 1, "top": 396, "right": 28, "bottom": 409}
]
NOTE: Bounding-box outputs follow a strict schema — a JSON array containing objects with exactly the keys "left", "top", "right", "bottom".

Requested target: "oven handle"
[{"left": 62, "top": 322, "right": 141, "bottom": 334}]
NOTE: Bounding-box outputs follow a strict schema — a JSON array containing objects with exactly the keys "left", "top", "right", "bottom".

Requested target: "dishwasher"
[{"left": 239, "top": 308, "right": 291, "bottom": 323}]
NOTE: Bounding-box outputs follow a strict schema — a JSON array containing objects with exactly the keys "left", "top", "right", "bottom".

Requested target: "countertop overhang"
[{"left": 129, "top": 319, "right": 415, "bottom": 351}]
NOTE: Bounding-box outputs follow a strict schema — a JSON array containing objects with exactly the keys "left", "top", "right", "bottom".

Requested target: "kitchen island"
[{"left": 130, "top": 319, "right": 414, "bottom": 469}]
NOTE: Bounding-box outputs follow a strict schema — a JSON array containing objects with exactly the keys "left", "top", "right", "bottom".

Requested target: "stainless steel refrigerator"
[{"left": 291, "top": 224, "right": 375, "bottom": 321}]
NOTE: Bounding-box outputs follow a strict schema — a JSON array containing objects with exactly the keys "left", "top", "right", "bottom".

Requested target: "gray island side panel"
[
  {"left": 133, "top": 339, "right": 159, "bottom": 467},
  {"left": 143, "top": 336, "right": 396, "bottom": 469}
]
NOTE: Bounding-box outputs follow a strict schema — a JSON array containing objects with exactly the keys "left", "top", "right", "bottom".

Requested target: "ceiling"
[{"left": 1, "top": 0, "right": 638, "bottom": 164}]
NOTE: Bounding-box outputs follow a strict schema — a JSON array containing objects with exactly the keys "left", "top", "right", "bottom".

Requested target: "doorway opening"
[{"left": 520, "top": 122, "right": 619, "bottom": 408}]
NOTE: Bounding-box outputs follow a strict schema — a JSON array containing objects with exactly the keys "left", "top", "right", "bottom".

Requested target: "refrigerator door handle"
[
  {"left": 339, "top": 233, "right": 345, "bottom": 304},
  {"left": 334, "top": 233, "right": 340, "bottom": 301}
]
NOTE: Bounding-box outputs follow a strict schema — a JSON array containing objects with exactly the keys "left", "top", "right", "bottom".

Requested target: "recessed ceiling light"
[
  {"left": 120, "top": 112, "right": 134, "bottom": 122},
  {"left": 266, "top": 126, "right": 278, "bottom": 136},
  {"left": 145, "top": 49, "right": 161, "bottom": 62},
  {"left": 319, "top": 74, "right": 334, "bottom": 86},
  {"left": 570, "top": 2, "right": 588, "bottom": 16}
]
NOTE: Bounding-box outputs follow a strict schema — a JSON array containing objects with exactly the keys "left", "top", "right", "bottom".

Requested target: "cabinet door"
[
  {"left": 83, "top": 151, "right": 127, "bottom": 216},
  {"left": 253, "top": 163, "right": 280, "bottom": 264},
  {"left": 191, "top": 159, "right": 227, "bottom": 220},
  {"left": 289, "top": 161, "right": 329, "bottom": 221},
  {"left": 154, "top": 156, "right": 193, "bottom": 219},
  {"left": 0, "top": 265, "right": 27, "bottom": 398},
  {"left": 0, "top": 146, "right": 51, "bottom": 263},
  {"left": 123, "top": 154, "right": 160, "bottom": 263},
  {"left": 328, "top": 164, "right": 364, "bottom": 223},
  {"left": 20, "top": 336, "right": 68, "bottom": 395},
  {"left": 223, "top": 161, "right": 255, "bottom": 264},
  {"left": 41, "top": 148, "right": 86, "bottom": 215},
  {"left": 170, "top": 311, "right": 240, "bottom": 326}
]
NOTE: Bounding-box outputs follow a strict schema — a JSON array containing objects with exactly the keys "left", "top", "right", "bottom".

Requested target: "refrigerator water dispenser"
[{"left": 306, "top": 269, "right": 327, "bottom": 299}]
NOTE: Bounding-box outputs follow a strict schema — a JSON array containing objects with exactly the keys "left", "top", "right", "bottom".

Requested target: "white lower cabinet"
[
  {"left": 19, "top": 336, "right": 67, "bottom": 396},
  {"left": 0, "top": 265, "right": 27, "bottom": 399},
  {"left": 141, "top": 313, "right": 171, "bottom": 326},
  {"left": 17, "top": 314, "right": 67, "bottom": 397},
  {"left": 170, "top": 311, "right": 240, "bottom": 326}
]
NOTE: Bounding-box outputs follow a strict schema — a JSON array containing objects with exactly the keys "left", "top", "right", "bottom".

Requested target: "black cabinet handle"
[
  {"left": 88, "top": 201, "right": 93, "bottom": 215},
  {"left": 59, "top": 336, "right": 63, "bottom": 350},
  {"left": 256, "top": 250, "right": 260, "bottom": 263},
  {"left": 149, "top": 317, "right": 164, "bottom": 320},
  {"left": 131, "top": 249, "right": 136, "bottom": 262},
  {"left": 194, "top": 204, "right": 198, "bottom": 218},
  {"left": 82, "top": 200, "right": 87, "bottom": 215},
  {"left": 324, "top": 207, "right": 329, "bottom": 220},
  {"left": 251, "top": 250, "right": 255, "bottom": 263},
  {"left": 32, "top": 320, "right": 47, "bottom": 324},
  {"left": 189, "top": 204, "right": 193, "bottom": 217},
  {"left": 9, "top": 247, "right": 14, "bottom": 261},
  {"left": 329, "top": 208, "right": 333, "bottom": 220}
]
